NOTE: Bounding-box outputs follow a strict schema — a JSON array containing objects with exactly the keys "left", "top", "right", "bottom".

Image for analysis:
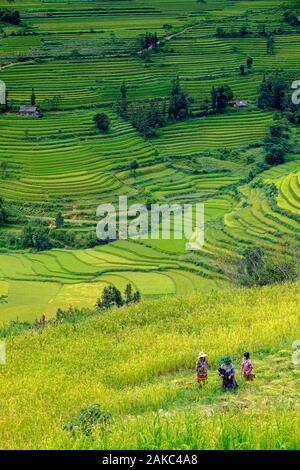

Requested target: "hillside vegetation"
[{"left": 0, "top": 282, "right": 299, "bottom": 449}]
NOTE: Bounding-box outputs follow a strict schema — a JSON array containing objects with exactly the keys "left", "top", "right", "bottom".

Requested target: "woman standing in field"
[
  {"left": 219, "top": 356, "right": 238, "bottom": 391},
  {"left": 241, "top": 352, "right": 255, "bottom": 381},
  {"left": 196, "top": 351, "right": 208, "bottom": 385}
]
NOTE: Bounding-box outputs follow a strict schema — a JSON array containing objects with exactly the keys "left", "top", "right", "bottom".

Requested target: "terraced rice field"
[{"left": 0, "top": 0, "right": 299, "bottom": 321}]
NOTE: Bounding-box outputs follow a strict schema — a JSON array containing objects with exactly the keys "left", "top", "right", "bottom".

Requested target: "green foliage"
[
  {"left": 64, "top": 403, "right": 112, "bottom": 436},
  {"left": 21, "top": 222, "right": 52, "bottom": 251},
  {"left": 211, "top": 85, "right": 233, "bottom": 113},
  {"left": 258, "top": 74, "right": 287, "bottom": 111},
  {"left": 31, "top": 88, "right": 36, "bottom": 107},
  {"left": 116, "top": 81, "right": 129, "bottom": 119},
  {"left": 0, "top": 8, "right": 20, "bottom": 25},
  {"left": 55, "top": 212, "right": 64, "bottom": 228},
  {"left": 96, "top": 283, "right": 141, "bottom": 310},
  {"left": 264, "top": 119, "right": 291, "bottom": 166},
  {"left": 283, "top": 8, "right": 298, "bottom": 27},
  {"left": 139, "top": 32, "right": 160, "bottom": 51},
  {"left": 267, "top": 34, "right": 275, "bottom": 55},
  {"left": 168, "top": 75, "right": 192, "bottom": 121},
  {"left": 129, "top": 98, "right": 166, "bottom": 138},
  {"left": 0, "top": 197, "right": 6, "bottom": 226},
  {"left": 96, "top": 285, "right": 124, "bottom": 310},
  {"left": 94, "top": 113, "right": 110, "bottom": 132},
  {"left": 222, "top": 245, "right": 299, "bottom": 287}
]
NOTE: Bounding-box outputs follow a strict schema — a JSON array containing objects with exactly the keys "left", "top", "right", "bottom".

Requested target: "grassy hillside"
[{"left": 0, "top": 281, "right": 299, "bottom": 449}]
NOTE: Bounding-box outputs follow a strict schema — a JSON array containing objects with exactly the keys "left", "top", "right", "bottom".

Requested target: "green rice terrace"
[{"left": 0, "top": 0, "right": 299, "bottom": 322}]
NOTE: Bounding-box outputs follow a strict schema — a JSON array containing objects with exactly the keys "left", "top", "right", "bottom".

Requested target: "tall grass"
[{"left": 0, "top": 282, "right": 299, "bottom": 449}]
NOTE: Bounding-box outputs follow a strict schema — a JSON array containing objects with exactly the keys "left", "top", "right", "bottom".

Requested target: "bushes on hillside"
[
  {"left": 211, "top": 85, "right": 233, "bottom": 114},
  {"left": 0, "top": 197, "right": 6, "bottom": 226},
  {"left": 94, "top": 113, "right": 110, "bottom": 132},
  {"left": 116, "top": 76, "right": 193, "bottom": 137},
  {"left": 283, "top": 8, "right": 298, "bottom": 27},
  {"left": 64, "top": 403, "right": 112, "bottom": 436},
  {"left": 221, "top": 245, "right": 299, "bottom": 287},
  {"left": 96, "top": 283, "right": 141, "bottom": 310},
  {"left": 258, "top": 74, "right": 287, "bottom": 111},
  {"left": 21, "top": 223, "right": 52, "bottom": 251},
  {"left": 0, "top": 9, "right": 20, "bottom": 25},
  {"left": 263, "top": 119, "right": 292, "bottom": 166}
]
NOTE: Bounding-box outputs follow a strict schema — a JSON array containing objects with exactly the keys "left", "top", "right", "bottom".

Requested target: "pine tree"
[
  {"left": 247, "top": 56, "right": 253, "bottom": 71},
  {"left": 267, "top": 35, "right": 275, "bottom": 55},
  {"left": 168, "top": 75, "right": 191, "bottom": 121},
  {"left": 31, "top": 88, "right": 36, "bottom": 107},
  {"left": 211, "top": 85, "right": 233, "bottom": 113},
  {"left": 133, "top": 290, "right": 141, "bottom": 303},
  {"left": 125, "top": 283, "right": 133, "bottom": 304},
  {"left": 116, "top": 81, "right": 128, "bottom": 119}
]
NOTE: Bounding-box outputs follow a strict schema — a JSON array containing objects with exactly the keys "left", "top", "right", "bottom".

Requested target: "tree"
[
  {"left": 139, "top": 32, "right": 160, "bottom": 51},
  {"left": 258, "top": 74, "right": 287, "bottom": 111},
  {"left": 221, "top": 245, "right": 299, "bottom": 287},
  {"left": 94, "top": 113, "right": 110, "bottom": 132},
  {"left": 283, "top": 8, "right": 298, "bottom": 27},
  {"left": 55, "top": 212, "right": 64, "bottom": 228},
  {"left": 0, "top": 9, "right": 21, "bottom": 25},
  {"left": 130, "top": 159, "right": 139, "bottom": 177},
  {"left": 267, "top": 35, "right": 275, "bottom": 55},
  {"left": 0, "top": 160, "right": 8, "bottom": 178},
  {"left": 116, "top": 81, "right": 128, "bottom": 119},
  {"left": 133, "top": 290, "right": 141, "bottom": 303},
  {"left": 246, "top": 56, "right": 253, "bottom": 71},
  {"left": 239, "top": 64, "right": 246, "bottom": 76},
  {"left": 264, "top": 119, "right": 291, "bottom": 166},
  {"left": 200, "top": 98, "right": 209, "bottom": 116},
  {"left": 96, "top": 285, "right": 123, "bottom": 310},
  {"left": 168, "top": 75, "right": 192, "bottom": 121},
  {"left": 211, "top": 84, "right": 233, "bottom": 113},
  {"left": 124, "top": 283, "right": 133, "bottom": 304},
  {"left": 0, "top": 197, "right": 6, "bottom": 225},
  {"left": 21, "top": 223, "right": 52, "bottom": 251},
  {"left": 31, "top": 88, "right": 36, "bottom": 107}
]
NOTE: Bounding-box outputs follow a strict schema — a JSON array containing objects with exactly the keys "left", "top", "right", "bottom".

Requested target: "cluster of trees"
[
  {"left": 96, "top": 283, "right": 141, "bottom": 310},
  {"left": 267, "top": 34, "right": 275, "bottom": 55},
  {"left": 116, "top": 76, "right": 192, "bottom": 137},
  {"left": 239, "top": 56, "right": 253, "bottom": 75},
  {"left": 222, "top": 245, "right": 299, "bottom": 287},
  {"left": 130, "top": 100, "right": 166, "bottom": 138},
  {"left": 168, "top": 75, "right": 193, "bottom": 121},
  {"left": 138, "top": 32, "right": 160, "bottom": 51},
  {"left": 283, "top": 8, "right": 299, "bottom": 27},
  {"left": 211, "top": 85, "right": 233, "bottom": 113},
  {"left": 215, "top": 25, "right": 251, "bottom": 38},
  {"left": 4, "top": 218, "right": 102, "bottom": 251},
  {"left": 258, "top": 73, "right": 300, "bottom": 125},
  {"left": 258, "top": 74, "right": 287, "bottom": 111},
  {"left": 263, "top": 119, "right": 292, "bottom": 166},
  {"left": 94, "top": 113, "right": 111, "bottom": 132},
  {"left": 0, "top": 8, "right": 20, "bottom": 25}
]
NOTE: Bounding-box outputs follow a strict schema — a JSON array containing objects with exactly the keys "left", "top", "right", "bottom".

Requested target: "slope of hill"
[
  {"left": 0, "top": 282, "right": 299, "bottom": 449},
  {"left": 0, "top": 0, "right": 299, "bottom": 322}
]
